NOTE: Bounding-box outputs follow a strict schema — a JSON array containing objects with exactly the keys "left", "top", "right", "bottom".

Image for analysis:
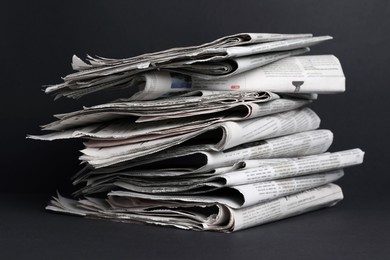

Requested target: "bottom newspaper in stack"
[{"left": 46, "top": 129, "right": 364, "bottom": 232}]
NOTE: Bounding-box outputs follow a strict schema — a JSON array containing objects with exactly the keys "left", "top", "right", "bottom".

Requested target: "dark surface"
[
  {"left": 1, "top": 191, "right": 389, "bottom": 260},
  {"left": 2, "top": 0, "right": 390, "bottom": 259}
]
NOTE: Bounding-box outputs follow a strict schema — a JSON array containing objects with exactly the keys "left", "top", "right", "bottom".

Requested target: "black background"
[{"left": 1, "top": 0, "right": 390, "bottom": 259}]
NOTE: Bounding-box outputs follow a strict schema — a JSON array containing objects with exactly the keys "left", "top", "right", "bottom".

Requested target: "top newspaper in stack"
[
  {"left": 44, "top": 33, "right": 336, "bottom": 100},
  {"left": 128, "top": 55, "right": 345, "bottom": 100}
]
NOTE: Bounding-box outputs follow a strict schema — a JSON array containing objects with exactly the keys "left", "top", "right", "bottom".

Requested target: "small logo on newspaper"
[
  {"left": 292, "top": 81, "right": 304, "bottom": 92},
  {"left": 230, "top": 85, "right": 240, "bottom": 89},
  {"left": 170, "top": 72, "right": 192, "bottom": 89}
]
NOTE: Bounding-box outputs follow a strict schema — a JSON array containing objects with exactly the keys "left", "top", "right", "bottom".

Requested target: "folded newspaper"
[
  {"left": 126, "top": 55, "right": 345, "bottom": 101},
  {"left": 48, "top": 183, "right": 344, "bottom": 232},
  {"left": 30, "top": 32, "right": 364, "bottom": 232},
  {"left": 45, "top": 33, "right": 335, "bottom": 100}
]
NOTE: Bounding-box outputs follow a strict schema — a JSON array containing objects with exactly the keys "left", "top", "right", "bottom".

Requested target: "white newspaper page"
[
  {"left": 31, "top": 99, "right": 309, "bottom": 144},
  {"left": 219, "top": 148, "right": 364, "bottom": 186},
  {"left": 182, "top": 36, "right": 331, "bottom": 64},
  {"left": 160, "top": 48, "right": 309, "bottom": 81},
  {"left": 109, "top": 148, "right": 363, "bottom": 195},
  {"left": 40, "top": 90, "right": 274, "bottom": 131},
  {"left": 231, "top": 170, "right": 344, "bottom": 207},
  {"left": 48, "top": 33, "right": 308, "bottom": 84},
  {"left": 202, "top": 129, "right": 333, "bottom": 172},
  {"left": 192, "top": 55, "right": 345, "bottom": 93},
  {"left": 218, "top": 107, "right": 320, "bottom": 150},
  {"left": 225, "top": 36, "right": 331, "bottom": 58},
  {"left": 110, "top": 170, "right": 343, "bottom": 209},
  {"left": 45, "top": 183, "right": 344, "bottom": 232},
  {"left": 229, "top": 183, "right": 343, "bottom": 232},
  {"left": 45, "top": 34, "right": 329, "bottom": 99},
  {"left": 74, "top": 129, "right": 334, "bottom": 181},
  {"left": 137, "top": 98, "right": 310, "bottom": 123},
  {"left": 80, "top": 108, "right": 320, "bottom": 168}
]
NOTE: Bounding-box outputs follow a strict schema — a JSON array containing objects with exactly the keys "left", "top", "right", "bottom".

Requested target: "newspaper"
[
  {"left": 111, "top": 149, "right": 363, "bottom": 191},
  {"left": 228, "top": 183, "right": 343, "bottom": 232},
  {"left": 144, "top": 47, "right": 310, "bottom": 80},
  {"left": 78, "top": 107, "right": 321, "bottom": 168},
  {"left": 71, "top": 33, "right": 314, "bottom": 70},
  {"left": 29, "top": 31, "right": 364, "bottom": 233},
  {"left": 71, "top": 129, "right": 335, "bottom": 190},
  {"left": 45, "top": 183, "right": 344, "bottom": 232},
  {"left": 110, "top": 170, "right": 345, "bottom": 208},
  {"left": 45, "top": 34, "right": 331, "bottom": 100},
  {"left": 37, "top": 90, "right": 282, "bottom": 131},
  {"left": 74, "top": 129, "right": 335, "bottom": 182},
  {"left": 29, "top": 95, "right": 310, "bottom": 139},
  {"left": 29, "top": 99, "right": 307, "bottom": 147},
  {"left": 191, "top": 55, "right": 345, "bottom": 94},
  {"left": 120, "top": 54, "right": 344, "bottom": 100},
  {"left": 76, "top": 149, "right": 364, "bottom": 196}
]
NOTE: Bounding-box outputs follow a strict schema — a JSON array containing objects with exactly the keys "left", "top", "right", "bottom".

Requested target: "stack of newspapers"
[{"left": 30, "top": 33, "right": 364, "bottom": 232}]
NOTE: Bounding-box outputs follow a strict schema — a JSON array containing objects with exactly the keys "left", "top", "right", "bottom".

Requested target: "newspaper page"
[
  {"left": 71, "top": 129, "right": 334, "bottom": 187},
  {"left": 93, "top": 129, "right": 334, "bottom": 174},
  {"left": 61, "top": 34, "right": 318, "bottom": 81},
  {"left": 29, "top": 98, "right": 309, "bottom": 142},
  {"left": 229, "top": 183, "right": 343, "bottom": 232},
  {"left": 105, "top": 149, "right": 364, "bottom": 194},
  {"left": 159, "top": 48, "right": 309, "bottom": 80},
  {"left": 75, "top": 147, "right": 363, "bottom": 197},
  {"left": 165, "top": 36, "right": 330, "bottom": 66},
  {"left": 122, "top": 54, "right": 343, "bottom": 101},
  {"left": 135, "top": 98, "right": 310, "bottom": 123},
  {"left": 192, "top": 55, "right": 345, "bottom": 93},
  {"left": 71, "top": 33, "right": 314, "bottom": 70},
  {"left": 79, "top": 108, "right": 320, "bottom": 168},
  {"left": 110, "top": 170, "right": 344, "bottom": 208},
  {"left": 46, "top": 34, "right": 330, "bottom": 99},
  {"left": 45, "top": 183, "right": 344, "bottom": 232},
  {"left": 210, "top": 148, "right": 363, "bottom": 186},
  {"left": 39, "top": 90, "right": 276, "bottom": 131}
]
